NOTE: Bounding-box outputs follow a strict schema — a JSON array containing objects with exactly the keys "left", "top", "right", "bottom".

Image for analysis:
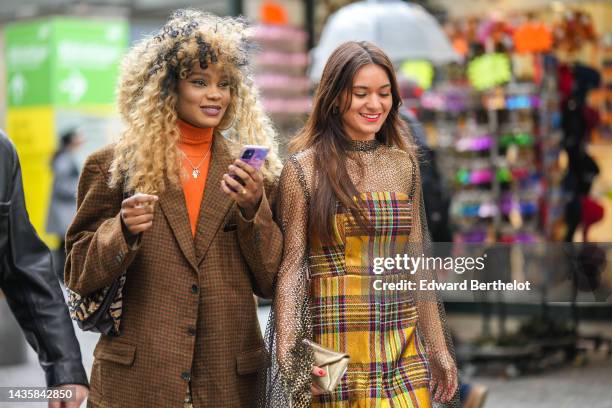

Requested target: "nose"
[
  {"left": 365, "top": 94, "right": 383, "bottom": 111},
  {"left": 205, "top": 85, "right": 222, "bottom": 101}
]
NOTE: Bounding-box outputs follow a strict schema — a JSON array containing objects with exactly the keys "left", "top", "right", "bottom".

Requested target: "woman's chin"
[{"left": 192, "top": 117, "right": 222, "bottom": 129}]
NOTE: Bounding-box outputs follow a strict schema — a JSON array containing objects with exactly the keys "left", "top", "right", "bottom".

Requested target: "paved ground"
[
  {"left": 1, "top": 307, "right": 611, "bottom": 407},
  {"left": 473, "top": 353, "right": 612, "bottom": 408}
]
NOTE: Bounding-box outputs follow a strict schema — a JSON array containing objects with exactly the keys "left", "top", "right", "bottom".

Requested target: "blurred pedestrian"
[
  {"left": 64, "top": 10, "right": 282, "bottom": 408},
  {"left": 396, "top": 75, "right": 452, "bottom": 243},
  {"left": 399, "top": 108, "right": 452, "bottom": 243},
  {"left": 46, "top": 129, "right": 84, "bottom": 281},
  {"left": 0, "top": 130, "right": 89, "bottom": 408},
  {"left": 264, "top": 41, "right": 458, "bottom": 407}
]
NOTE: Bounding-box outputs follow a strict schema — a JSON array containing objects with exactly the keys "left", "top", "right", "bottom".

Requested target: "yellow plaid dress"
[{"left": 308, "top": 191, "right": 432, "bottom": 408}]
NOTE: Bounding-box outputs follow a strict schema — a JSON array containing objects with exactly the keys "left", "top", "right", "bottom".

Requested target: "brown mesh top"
[{"left": 260, "top": 139, "right": 459, "bottom": 408}]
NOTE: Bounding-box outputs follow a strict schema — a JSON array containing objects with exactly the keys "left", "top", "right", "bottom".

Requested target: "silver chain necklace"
[{"left": 179, "top": 145, "right": 212, "bottom": 179}]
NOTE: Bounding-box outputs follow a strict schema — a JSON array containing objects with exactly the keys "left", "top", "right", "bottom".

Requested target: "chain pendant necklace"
[{"left": 179, "top": 145, "right": 212, "bottom": 179}]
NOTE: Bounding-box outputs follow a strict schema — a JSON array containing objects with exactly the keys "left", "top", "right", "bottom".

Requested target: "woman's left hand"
[
  {"left": 221, "top": 159, "right": 264, "bottom": 220},
  {"left": 430, "top": 352, "right": 458, "bottom": 403}
]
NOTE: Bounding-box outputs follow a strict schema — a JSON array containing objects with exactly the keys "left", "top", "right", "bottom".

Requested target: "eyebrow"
[
  {"left": 188, "top": 71, "right": 211, "bottom": 78},
  {"left": 188, "top": 72, "right": 230, "bottom": 81},
  {"left": 353, "top": 84, "right": 391, "bottom": 90}
]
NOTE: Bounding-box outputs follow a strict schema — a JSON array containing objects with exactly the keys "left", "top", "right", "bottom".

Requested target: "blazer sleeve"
[
  {"left": 0, "top": 135, "right": 88, "bottom": 388},
  {"left": 64, "top": 150, "right": 140, "bottom": 295},
  {"left": 236, "top": 177, "right": 283, "bottom": 299}
]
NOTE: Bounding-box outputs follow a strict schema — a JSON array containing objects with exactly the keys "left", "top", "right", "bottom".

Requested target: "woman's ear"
[{"left": 333, "top": 96, "right": 345, "bottom": 115}]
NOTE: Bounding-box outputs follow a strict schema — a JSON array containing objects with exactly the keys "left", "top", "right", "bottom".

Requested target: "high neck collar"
[
  {"left": 177, "top": 118, "right": 214, "bottom": 145},
  {"left": 347, "top": 138, "right": 380, "bottom": 152}
]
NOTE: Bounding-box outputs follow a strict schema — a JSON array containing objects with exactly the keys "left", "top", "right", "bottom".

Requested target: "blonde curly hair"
[{"left": 109, "top": 9, "right": 281, "bottom": 194}]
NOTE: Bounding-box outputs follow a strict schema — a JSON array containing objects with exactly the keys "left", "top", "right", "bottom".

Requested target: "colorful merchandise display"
[{"left": 415, "top": 7, "right": 608, "bottom": 245}]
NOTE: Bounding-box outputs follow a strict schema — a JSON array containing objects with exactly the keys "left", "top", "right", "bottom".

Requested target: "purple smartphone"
[
  {"left": 237, "top": 145, "right": 269, "bottom": 170},
  {"left": 231, "top": 145, "right": 269, "bottom": 186}
]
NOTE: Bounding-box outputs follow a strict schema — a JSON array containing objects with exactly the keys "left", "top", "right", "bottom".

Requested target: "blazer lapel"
[
  {"left": 194, "top": 134, "right": 235, "bottom": 265},
  {"left": 158, "top": 182, "right": 198, "bottom": 271}
]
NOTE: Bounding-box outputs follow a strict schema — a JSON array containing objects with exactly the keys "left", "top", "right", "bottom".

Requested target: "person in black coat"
[
  {"left": 0, "top": 130, "right": 88, "bottom": 407},
  {"left": 400, "top": 109, "right": 452, "bottom": 243}
]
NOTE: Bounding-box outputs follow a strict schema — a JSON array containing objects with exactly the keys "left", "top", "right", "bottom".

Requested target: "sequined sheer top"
[{"left": 262, "top": 139, "right": 459, "bottom": 408}]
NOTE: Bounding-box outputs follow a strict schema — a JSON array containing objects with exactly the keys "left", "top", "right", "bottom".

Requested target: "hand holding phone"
[
  {"left": 221, "top": 145, "right": 270, "bottom": 219},
  {"left": 230, "top": 145, "right": 270, "bottom": 185}
]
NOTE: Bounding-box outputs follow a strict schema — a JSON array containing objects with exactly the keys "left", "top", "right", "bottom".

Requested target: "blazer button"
[
  {"left": 187, "top": 326, "right": 196, "bottom": 336},
  {"left": 181, "top": 372, "right": 191, "bottom": 381},
  {"left": 191, "top": 284, "right": 199, "bottom": 294}
]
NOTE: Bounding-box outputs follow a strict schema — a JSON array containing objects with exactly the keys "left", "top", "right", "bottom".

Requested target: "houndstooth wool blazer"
[{"left": 65, "top": 135, "right": 282, "bottom": 408}]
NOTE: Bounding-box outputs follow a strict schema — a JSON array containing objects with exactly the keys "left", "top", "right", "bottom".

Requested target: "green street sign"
[
  {"left": 5, "top": 18, "right": 128, "bottom": 107},
  {"left": 52, "top": 18, "right": 128, "bottom": 106},
  {"left": 5, "top": 20, "right": 53, "bottom": 106}
]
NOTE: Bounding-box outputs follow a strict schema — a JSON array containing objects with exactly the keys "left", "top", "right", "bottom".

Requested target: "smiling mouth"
[
  {"left": 201, "top": 106, "right": 222, "bottom": 116},
  {"left": 360, "top": 113, "right": 381, "bottom": 122}
]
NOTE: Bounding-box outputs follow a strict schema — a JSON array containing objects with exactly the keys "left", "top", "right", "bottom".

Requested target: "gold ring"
[{"left": 241, "top": 189, "right": 247, "bottom": 195}]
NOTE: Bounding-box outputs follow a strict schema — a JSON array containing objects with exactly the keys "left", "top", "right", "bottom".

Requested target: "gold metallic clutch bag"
[{"left": 302, "top": 339, "right": 350, "bottom": 393}]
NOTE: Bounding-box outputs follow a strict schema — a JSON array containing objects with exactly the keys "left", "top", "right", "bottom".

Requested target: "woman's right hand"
[
  {"left": 430, "top": 351, "right": 458, "bottom": 403},
  {"left": 120, "top": 193, "right": 158, "bottom": 235},
  {"left": 311, "top": 365, "right": 327, "bottom": 396}
]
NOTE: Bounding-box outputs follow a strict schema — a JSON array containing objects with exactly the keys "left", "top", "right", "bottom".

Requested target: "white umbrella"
[{"left": 310, "top": 0, "right": 460, "bottom": 81}]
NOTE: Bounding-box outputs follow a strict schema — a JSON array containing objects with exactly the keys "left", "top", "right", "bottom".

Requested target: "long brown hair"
[{"left": 291, "top": 41, "right": 412, "bottom": 243}]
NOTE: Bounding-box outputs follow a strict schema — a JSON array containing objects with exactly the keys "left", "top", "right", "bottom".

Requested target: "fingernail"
[
  {"left": 319, "top": 369, "right": 326, "bottom": 376},
  {"left": 229, "top": 165, "right": 235, "bottom": 170}
]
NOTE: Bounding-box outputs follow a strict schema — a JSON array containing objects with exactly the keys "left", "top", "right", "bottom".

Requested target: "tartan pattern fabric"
[
  {"left": 65, "top": 136, "right": 282, "bottom": 408},
  {"left": 309, "top": 192, "right": 431, "bottom": 408}
]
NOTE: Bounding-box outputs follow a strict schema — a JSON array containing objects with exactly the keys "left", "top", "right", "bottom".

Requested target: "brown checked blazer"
[{"left": 65, "top": 135, "right": 282, "bottom": 408}]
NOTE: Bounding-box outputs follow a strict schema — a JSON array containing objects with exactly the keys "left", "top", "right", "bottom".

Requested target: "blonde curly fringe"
[
  {"left": 109, "top": 9, "right": 281, "bottom": 194},
  {"left": 225, "top": 76, "right": 282, "bottom": 178}
]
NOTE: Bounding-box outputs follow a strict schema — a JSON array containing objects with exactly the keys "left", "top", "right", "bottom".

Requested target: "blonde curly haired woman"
[{"left": 65, "top": 9, "right": 282, "bottom": 408}]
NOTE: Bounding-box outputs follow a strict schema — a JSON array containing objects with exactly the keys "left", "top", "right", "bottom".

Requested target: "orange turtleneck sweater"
[{"left": 177, "top": 119, "right": 214, "bottom": 236}]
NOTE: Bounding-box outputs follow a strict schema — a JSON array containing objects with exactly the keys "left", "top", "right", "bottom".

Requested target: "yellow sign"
[{"left": 6, "top": 107, "right": 57, "bottom": 246}]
